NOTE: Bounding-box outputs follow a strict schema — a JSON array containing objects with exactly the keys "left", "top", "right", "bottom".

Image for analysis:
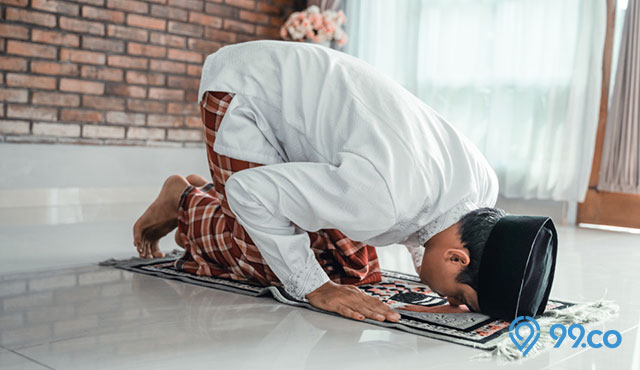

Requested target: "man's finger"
[
  {"left": 358, "top": 307, "right": 386, "bottom": 321},
  {"left": 337, "top": 305, "right": 365, "bottom": 321}
]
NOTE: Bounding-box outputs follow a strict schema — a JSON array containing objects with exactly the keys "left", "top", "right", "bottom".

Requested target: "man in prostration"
[{"left": 133, "top": 40, "right": 558, "bottom": 322}]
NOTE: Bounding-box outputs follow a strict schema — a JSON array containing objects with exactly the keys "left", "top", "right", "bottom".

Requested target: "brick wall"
[{"left": 0, "top": 0, "right": 298, "bottom": 146}]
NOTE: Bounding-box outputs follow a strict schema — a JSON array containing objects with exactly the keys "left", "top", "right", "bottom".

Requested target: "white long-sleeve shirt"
[{"left": 197, "top": 40, "right": 499, "bottom": 300}]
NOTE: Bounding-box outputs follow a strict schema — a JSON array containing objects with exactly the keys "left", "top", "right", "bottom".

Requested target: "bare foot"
[
  {"left": 133, "top": 175, "right": 189, "bottom": 258},
  {"left": 186, "top": 174, "right": 209, "bottom": 187}
]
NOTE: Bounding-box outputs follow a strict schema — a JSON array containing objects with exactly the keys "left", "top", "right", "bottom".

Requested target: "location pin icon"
[{"left": 509, "top": 316, "right": 541, "bottom": 357}]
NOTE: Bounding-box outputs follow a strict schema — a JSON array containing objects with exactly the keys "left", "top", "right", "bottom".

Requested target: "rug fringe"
[{"left": 473, "top": 299, "right": 620, "bottom": 363}]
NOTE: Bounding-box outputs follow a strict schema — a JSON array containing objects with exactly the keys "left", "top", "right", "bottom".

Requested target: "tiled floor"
[{"left": 0, "top": 203, "right": 639, "bottom": 369}]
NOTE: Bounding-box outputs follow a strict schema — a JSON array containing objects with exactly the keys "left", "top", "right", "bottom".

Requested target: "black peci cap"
[{"left": 477, "top": 215, "right": 558, "bottom": 320}]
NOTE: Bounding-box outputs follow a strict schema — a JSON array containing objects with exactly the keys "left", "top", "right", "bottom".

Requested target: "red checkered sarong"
[{"left": 174, "top": 91, "right": 382, "bottom": 289}]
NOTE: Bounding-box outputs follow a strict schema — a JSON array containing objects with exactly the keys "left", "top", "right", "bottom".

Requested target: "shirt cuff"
[{"left": 283, "top": 257, "right": 330, "bottom": 301}]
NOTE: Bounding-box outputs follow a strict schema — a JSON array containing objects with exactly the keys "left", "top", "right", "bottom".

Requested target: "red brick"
[
  {"left": 149, "top": 59, "right": 186, "bottom": 73},
  {"left": 106, "top": 111, "right": 145, "bottom": 125},
  {"left": 167, "top": 48, "right": 201, "bottom": 63},
  {"left": 82, "top": 36, "right": 125, "bottom": 53},
  {"left": 269, "top": 17, "right": 284, "bottom": 28},
  {"left": 0, "top": 56, "right": 28, "bottom": 72},
  {"left": 82, "top": 124, "right": 124, "bottom": 138},
  {"left": 204, "top": 2, "right": 235, "bottom": 17},
  {"left": 256, "top": 2, "right": 281, "bottom": 15},
  {"left": 0, "top": 88, "right": 29, "bottom": 103},
  {"left": 75, "top": 0, "right": 105, "bottom": 5},
  {"left": 83, "top": 95, "right": 124, "bottom": 110},
  {"left": 187, "top": 38, "right": 221, "bottom": 53},
  {"left": 33, "top": 122, "right": 80, "bottom": 137},
  {"left": 204, "top": 27, "right": 237, "bottom": 43},
  {"left": 147, "top": 113, "right": 183, "bottom": 127},
  {"left": 107, "top": 25, "right": 148, "bottom": 42},
  {"left": 184, "top": 89, "right": 198, "bottom": 102},
  {"left": 223, "top": 19, "right": 254, "bottom": 34},
  {"left": 60, "top": 17, "right": 105, "bottom": 35},
  {"left": 60, "top": 78, "right": 105, "bottom": 95},
  {"left": 186, "top": 64, "right": 202, "bottom": 76},
  {"left": 239, "top": 10, "right": 268, "bottom": 24},
  {"left": 256, "top": 25, "right": 279, "bottom": 38},
  {"left": 149, "top": 32, "right": 185, "bottom": 48},
  {"left": 167, "top": 75, "right": 199, "bottom": 90},
  {"left": 188, "top": 12, "right": 222, "bottom": 27},
  {"left": 81, "top": 65, "right": 123, "bottom": 81},
  {"left": 5, "top": 8, "right": 57, "bottom": 27},
  {"left": 61, "top": 108, "right": 104, "bottom": 122},
  {"left": 31, "top": 61, "right": 79, "bottom": 76},
  {"left": 168, "top": 0, "right": 202, "bottom": 10},
  {"left": 0, "top": 0, "right": 28, "bottom": 7},
  {"left": 0, "top": 24, "right": 29, "bottom": 40},
  {"left": 127, "top": 14, "right": 166, "bottom": 31},
  {"left": 185, "top": 115, "right": 201, "bottom": 127},
  {"left": 7, "top": 105, "right": 57, "bottom": 121},
  {"left": 149, "top": 88, "right": 183, "bottom": 101},
  {"left": 128, "top": 42, "right": 166, "bottom": 58},
  {"left": 167, "top": 102, "right": 199, "bottom": 115},
  {"left": 32, "top": 29, "right": 80, "bottom": 47},
  {"left": 167, "top": 128, "right": 201, "bottom": 141},
  {"left": 105, "top": 84, "right": 147, "bottom": 98},
  {"left": 108, "top": 55, "right": 148, "bottom": 70},
  {"left": 106, "top": 0, "right": 148, "bottom": 13},
  {"left": 127, "top": 126, "right": 165, "bottom": 140},
  {"left": 6, "top": 73, "right": 56, "bottom": 89},
  {"left": 224, "top": 0, "right": 254, "bottom": 9},
  {"left": 32, "top": 92, "right": 80, "bottom": 107},
  {"left": 125, "top": 71, "right": 165, "bottom": 85},
  {"left": 32, "top": 0, "right": 79, "bottom": 16},
  {"left": 150, "top": 4, "right": 188, "bottom": 21},
  {"left": 236, "top": 34, "right": 260, "bottom": 43},
  {"left": 81, "top": 6, "right": 125, "bottom": 24},
  {"left": 127, "top": 98, "right": 164, "bottom": 113},
  {"left": 168, "top": 21, "right": 203, "bottom": 37},
  {"left": 6, "top": 40, "right": 57, "bottom": 59},
  {"left": 60, "top": 49, "right": 106, "bottom": 65},
  {"left": 0, "top": 120, "right": 30, "bottom": 135}
]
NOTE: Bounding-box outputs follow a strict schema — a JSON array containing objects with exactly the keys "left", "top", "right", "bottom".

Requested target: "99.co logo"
[
  {"left": 550, "top": 323, "right": 622, "bottom": 349},
  {"left": 510, "top": 316, "right": 622, "bottom": 357}
]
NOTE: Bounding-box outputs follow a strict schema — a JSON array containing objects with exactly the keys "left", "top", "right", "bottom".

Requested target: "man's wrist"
[{"left": 283, "top": 257, "right": 330, "bottom": 301}]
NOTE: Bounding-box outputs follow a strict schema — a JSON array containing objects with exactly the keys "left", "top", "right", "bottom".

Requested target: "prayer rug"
[{"left": 100, "top": 253, "right": 590, "bottom": 351}]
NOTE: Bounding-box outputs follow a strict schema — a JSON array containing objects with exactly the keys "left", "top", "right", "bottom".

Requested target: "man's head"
[{"left": 418, "top": 207, "right": 506, "bottom": 312}]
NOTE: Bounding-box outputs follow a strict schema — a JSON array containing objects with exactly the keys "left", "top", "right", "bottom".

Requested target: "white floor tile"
[
  {"left": 0, "top": 204, "right": 638, "bottom": 369},
  {"left": 0, "top": 348, "right": 51, "bottom": 370}
]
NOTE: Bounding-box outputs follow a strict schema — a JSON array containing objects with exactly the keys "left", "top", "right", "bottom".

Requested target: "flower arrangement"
[{"left": 279, "top": 5, "right": 348, "bottom": 47}]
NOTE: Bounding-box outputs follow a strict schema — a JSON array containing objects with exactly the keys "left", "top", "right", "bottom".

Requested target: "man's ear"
[{"left": 443, "top": 248, "right": 470, "bottom": 267}]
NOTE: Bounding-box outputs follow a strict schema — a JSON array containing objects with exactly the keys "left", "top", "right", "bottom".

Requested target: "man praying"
[{"left": 133, "top": 40, "right": 557, "bottom": 323}]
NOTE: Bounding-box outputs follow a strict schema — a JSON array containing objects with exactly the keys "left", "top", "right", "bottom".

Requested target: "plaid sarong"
[{"left": 174, "top": 91, "right": 382, "bottom": 289}]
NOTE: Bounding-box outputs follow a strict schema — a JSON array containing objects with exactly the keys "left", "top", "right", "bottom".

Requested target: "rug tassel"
[{"left": 473, "top": 299, "right": 620, "bottom": 363}]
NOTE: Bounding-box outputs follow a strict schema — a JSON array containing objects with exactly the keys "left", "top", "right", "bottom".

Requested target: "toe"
[{"left": 151, "top": 241, "right": 165, "bottom": 258}]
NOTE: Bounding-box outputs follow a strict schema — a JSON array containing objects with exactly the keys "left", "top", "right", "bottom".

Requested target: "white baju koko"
[{"left": 196, "top": 40, "right": 499, "bottom": 301}]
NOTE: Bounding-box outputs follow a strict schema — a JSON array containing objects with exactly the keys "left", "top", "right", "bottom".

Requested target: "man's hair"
[{"left": 456, "top": 207, "right": 507, "bottom": 291}]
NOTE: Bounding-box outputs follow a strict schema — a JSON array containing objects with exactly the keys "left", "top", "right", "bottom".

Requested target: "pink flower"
[
  {"left": 310, "top": 13, "right": 323, "bottom": 28},
  {"left": 280, "top": 5, "right": 348, "bottom": 45}
]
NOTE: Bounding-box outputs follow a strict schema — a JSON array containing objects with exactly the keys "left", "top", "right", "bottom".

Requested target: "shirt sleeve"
[
  {"left": 404, "top": 244, "right": 424, "bottom": 275},
  {"left": 224, "top": 153, "right": 397, "bottom": 300}
]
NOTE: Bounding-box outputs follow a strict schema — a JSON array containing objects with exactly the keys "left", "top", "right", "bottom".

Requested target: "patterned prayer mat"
[{"left": 101, "top": 254, "right": 573, "bottom": 350}]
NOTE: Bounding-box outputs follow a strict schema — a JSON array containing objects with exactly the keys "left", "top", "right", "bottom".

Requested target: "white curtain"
[{"left": 344, "top": 0, "right": 606, "bottom": 202}]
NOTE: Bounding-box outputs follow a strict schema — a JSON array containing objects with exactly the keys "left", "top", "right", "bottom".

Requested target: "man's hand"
[{"left": 306, "top": 281, "right": 401, "bottom": 322}]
